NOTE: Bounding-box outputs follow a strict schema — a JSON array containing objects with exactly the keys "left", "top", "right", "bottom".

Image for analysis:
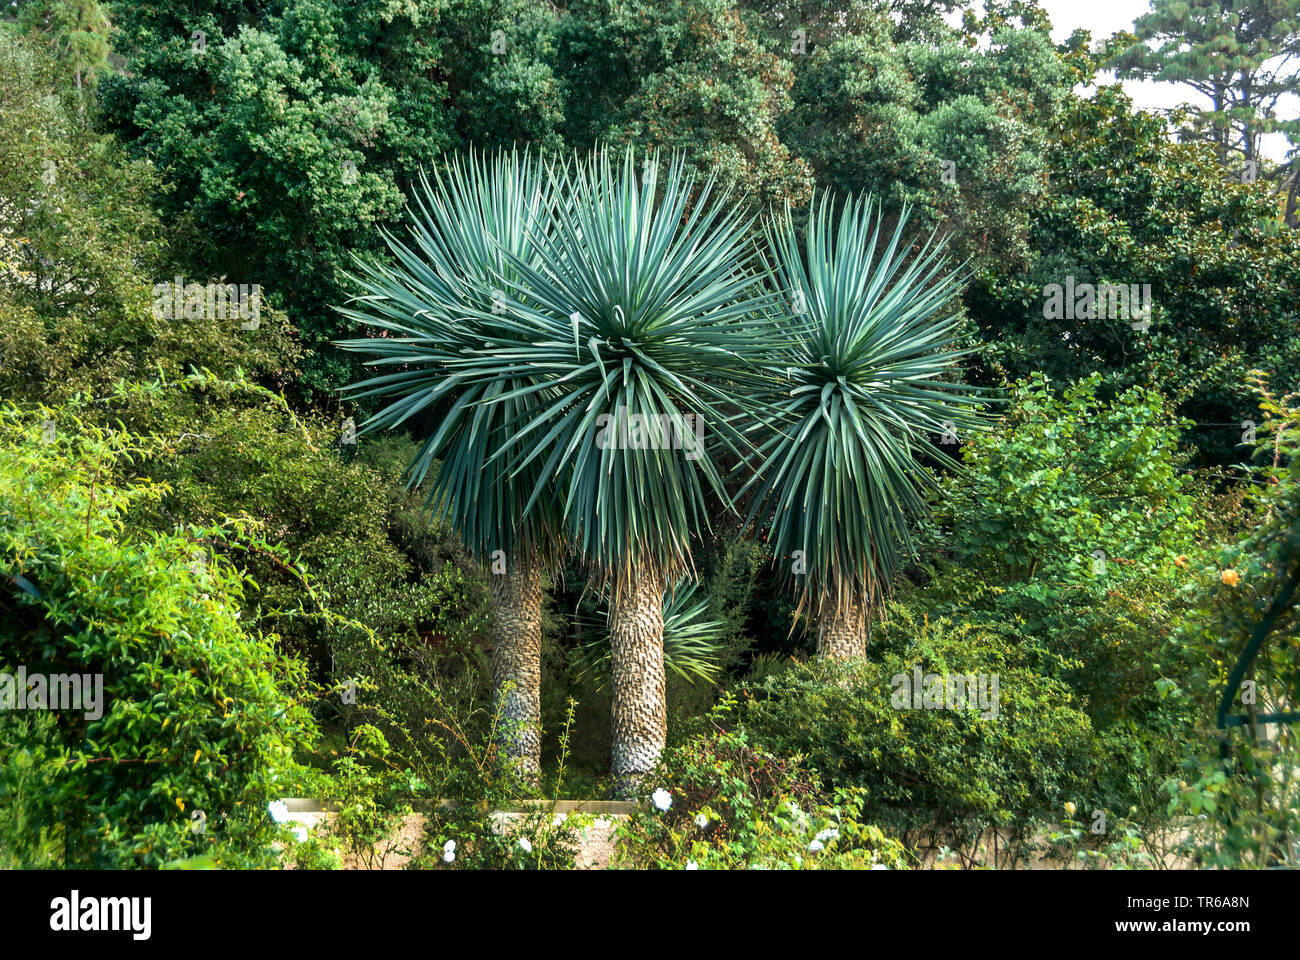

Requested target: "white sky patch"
[{"left": 949, "top": 0, "right": 1298, "bottom": 162}]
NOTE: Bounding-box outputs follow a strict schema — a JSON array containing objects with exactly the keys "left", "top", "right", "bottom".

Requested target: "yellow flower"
[
  {"left": 1174, "top": 555, "right": 1188, "bottom": 569},
  {"left": 1064, "top": 801, "right": 1076, "bottom": 818},
  {"left": 1221, "top": 569, "right": 1240, "bottom": 587}
]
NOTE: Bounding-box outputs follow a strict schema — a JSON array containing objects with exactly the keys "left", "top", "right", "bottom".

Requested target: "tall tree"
[
  {"left": 779, "top": 3, "right": 1068, "bottom": 269},
  {"left": 968, "top": 84, "right": 1300, "bottom": 465},
  {"left": 0, "top": 28, "right": 180, "bottom": 402},
  {"left": 747, "top": 193, "right": 980, "bottom": 658},
  {"left": 11, "top": 0, "right": 111, "bottom": 91},
  {"left": 338, "top": 150, "right": 564, "bottom": 785},
  {"left": 1110, "top": 0, "right": 1300, "bottom": 179},
  {"left": 557, "top": 0, "right": 814, "bottom": 205},
  {"left": 101, "top": 0, "right": 566, "bottom": 399},
  {"left": 446, "top": 149, "right": 777, "bottom": 795}
]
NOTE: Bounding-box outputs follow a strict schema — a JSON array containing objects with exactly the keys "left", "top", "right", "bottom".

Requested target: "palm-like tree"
[
  {"left": 746, "top": 193, "right": 982, "bottom": 659},
  {"left": 443, "top": 149, "right": 778, "bottom": 795},
  {"left": 336, "top": 149, "right": 563, "bottom": 784}
]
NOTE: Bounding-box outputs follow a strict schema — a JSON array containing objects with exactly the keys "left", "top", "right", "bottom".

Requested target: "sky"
[{"left": 952, "top": 0, "right": 1298, "bottom": 162}]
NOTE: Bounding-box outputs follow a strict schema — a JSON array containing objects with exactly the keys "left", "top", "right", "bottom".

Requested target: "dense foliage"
[
  {"left": 0, "top": 406, "right": 319, "bottom": 867},
  {"left": 1, "top": 0, "right": 1296, "bottom": 870}
]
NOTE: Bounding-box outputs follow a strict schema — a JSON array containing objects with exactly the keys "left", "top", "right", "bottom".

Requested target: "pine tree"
[
  {"left": 1110, "top": 0, "right": 1300, "bottom": 183},
  {"left": 13, "top": 0, "right": 111, "bottom": 92}
]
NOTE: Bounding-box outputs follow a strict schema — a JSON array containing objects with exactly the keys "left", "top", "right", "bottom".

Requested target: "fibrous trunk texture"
[
  {"left": 816, "top": 593, "right": 867, "bottom": 660},
  {"left": 609, "top": 568, "right": 667, "bottom": 799},
  {"left": 490, "top": 556, "right": 543, "bottom": 786}
]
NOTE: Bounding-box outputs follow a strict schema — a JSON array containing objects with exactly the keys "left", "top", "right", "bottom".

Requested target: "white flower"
[
  {"left": 553, "top": 814, "right": 565, "bottom": 827},
  {"left": 871, "top": 864, "right": 888, "bottom": 870},
  {"left": 652, "top": 788, "right": 673, "bottom": 812},
  {"left": 267, "top": 800, "right": 290, "bottom": 824},
  {"left": 442, "top": 839, "right": 456, "bottom": 864},
  {"left": 519, "top": 836, "right": 533, "bottom": 854},
  {"left": 291, "top": 826, "right": 309, "bottom": 844},
  {"left": 814, "top": 827, "right": 839, "bottom": 844},
  {"left": 808, "top": 839, "right": 824, "bottom": 853},
  {"left": 694, "top": 813, "right": 708, "bottom": 829},
  {"left": 685, "top": 860, "right": 698, "bottom": 871}
]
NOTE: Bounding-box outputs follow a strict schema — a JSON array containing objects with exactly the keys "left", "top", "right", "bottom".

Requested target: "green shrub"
[
  {"left": 308, "top": 724, "right": 419, "bottom": 871},
  {"left": 1159, "top": 378, "right": 1300, "bottom": 867},
  {"left": 0, "top": 714, "right": 65, "bottom": 869},
  {"left": 928, "top": 372, "right": 1202, "bottom": 582},
  {"left": 906, "top": 372, "right": 1208, "bottom": 826},
  {"left": 415, "top": 804, "right": 587, "bottom": 871},
  {"left": 82, "top": 375, "right": 493, "bottom": 770},
  {"left": 411, "top": 699, "right": 587, "bottom": 870},
  {"left": 735, "top": 612, "right": 1093, "bottom": 864},
  {"left": 615, "top": 700, "right": 909, "bottom": 869},
  {"left": 0, "top": 406, "right": 320, "bottom": 867}
]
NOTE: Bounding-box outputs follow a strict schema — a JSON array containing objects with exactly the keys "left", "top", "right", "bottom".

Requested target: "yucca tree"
[
  {"left": 335, "top": 149, "right": 564, "bottom": 785},
  {"left": 439, "top": 149, "right": 779, "bottom": 795},
  {"left": 746, "top": 192, "right": 983, "bottom": 659}
]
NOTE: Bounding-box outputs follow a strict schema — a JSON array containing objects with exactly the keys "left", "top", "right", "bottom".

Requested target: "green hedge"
[{"left": 0, "top": 406, "right": 320, "bottom": 868}]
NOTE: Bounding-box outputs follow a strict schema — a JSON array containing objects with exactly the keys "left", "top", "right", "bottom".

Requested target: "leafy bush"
[
  {"left": 1158, "top": 377, "right": 1300, "bottom": 867},
  {"left": 615, "top": 699, "right": 909, "bottom": 869},
  {"left": 0, "top": 406, "right": 320, "bottom": 867},
  {"left": 734, "top": 614, "right": 1094, "bottom": 865},
  {"left": 416, "top": 804, "right": 587, "bottom": 871},
  {"left": 908, "top": 372, "right": 1207, "bottom": 826},
  {"left": 73, "top": 375, "right": 492, "bottom": 769},
  {"left": 285, "top": 678, "right": 590, "bottom": 871},
  {"left": 929, "top": 372, "right": 1202, "bottom": 582},
  {"left": 0, "top": 714, "right": 65, "bottom": 869},
  {"left": 307, "top": 724, "right": 419, "bottom": 871},
  {"left": 411, "top": 699, "right": 587, "bottom": 870}
]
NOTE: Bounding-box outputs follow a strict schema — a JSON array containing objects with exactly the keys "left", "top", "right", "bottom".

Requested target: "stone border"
[{"left": 280, "top": 797, "right": 643, "bottom": 816}]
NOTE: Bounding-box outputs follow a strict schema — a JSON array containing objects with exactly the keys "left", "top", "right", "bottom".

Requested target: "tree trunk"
[
  {"left": 489, "top": 556, "right": 543, "bottom": 787},
  {"left": 609, "top": 567, "right": 667, "bottom": 799},
  {"left": 1212, "top": 83, "right": 1228, "bottom": 166},
  {"left": 816, "top": 593, "right": 866, "bottom": 660}
]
